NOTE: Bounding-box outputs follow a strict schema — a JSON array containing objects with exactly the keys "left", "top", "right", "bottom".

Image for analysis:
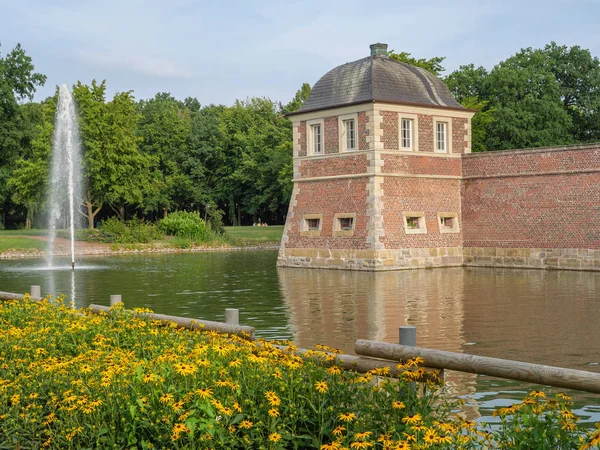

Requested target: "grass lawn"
[
  {"left": 0, "top": 236, "right": 46, "bottom": 252},
  {"left": 224, "top": 225, "right": 283, "bottom": 245}
]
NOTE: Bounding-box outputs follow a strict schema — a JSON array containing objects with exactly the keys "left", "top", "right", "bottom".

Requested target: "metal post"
[
  {"left": 110, "top": 295, "right": 122, "bottom": 307},
  {"left": 225, "top": 308, "right": 239, "bottom": 326},
  {"left": 30, "top": 285, "right": 41, "bottom": 298},
  {"left": 399, "top": 326, "right": 417, "bottom": 346}
]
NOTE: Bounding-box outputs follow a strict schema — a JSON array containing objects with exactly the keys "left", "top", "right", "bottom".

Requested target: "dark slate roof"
[{"left": 290, "top": 55, "right": 465, "bottom": 115}]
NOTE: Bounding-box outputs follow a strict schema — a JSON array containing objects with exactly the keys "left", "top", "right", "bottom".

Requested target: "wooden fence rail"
[{"left": 356, "top": 339, "right": 600, "bottom": 394}]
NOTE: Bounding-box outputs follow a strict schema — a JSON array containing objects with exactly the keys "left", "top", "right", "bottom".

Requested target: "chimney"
[{"left": 370, "top": 43, "right": 388, "bottom": 57}]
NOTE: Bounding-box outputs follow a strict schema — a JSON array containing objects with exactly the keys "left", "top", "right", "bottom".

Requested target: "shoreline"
[{"left": 0, "top": 242, "right": 280, "bottom": 260}]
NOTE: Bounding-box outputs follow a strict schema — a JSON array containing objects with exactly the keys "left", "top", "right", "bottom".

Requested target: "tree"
[
  {"left": 0, "top": 43, "right": 46, "bottom": 227},
  {"left": 387, "top": 50, "right": 445, "bottom": 76},
  {"left": 73, "top": 80, "right": 150, "bottom": 227}
]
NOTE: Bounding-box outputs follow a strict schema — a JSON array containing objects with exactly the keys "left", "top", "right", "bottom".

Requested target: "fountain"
[{"left": 47, "top": 84, "right": 82, "bottom": 269}]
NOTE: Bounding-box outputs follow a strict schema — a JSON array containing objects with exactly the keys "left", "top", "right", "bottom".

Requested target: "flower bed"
[{"left": 0, "top": 297, "right": 598, "bottom": 449}]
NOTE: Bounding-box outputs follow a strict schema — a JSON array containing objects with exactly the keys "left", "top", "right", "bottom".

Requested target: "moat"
[{"left": 1, "top": 249, "right": 599, "bottom": 423}]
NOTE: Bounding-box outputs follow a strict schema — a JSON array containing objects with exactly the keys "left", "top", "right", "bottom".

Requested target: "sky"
[{"left": 2, "top": 0, "right": 600, "bottom": 106}]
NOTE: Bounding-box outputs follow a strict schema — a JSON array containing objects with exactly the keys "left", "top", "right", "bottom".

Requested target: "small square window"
[
  {"left": 438, "top": 213, "right": 460, "bottom": 233},
  {"left": 306, "top": 218, "right": 320, "bottom": 231},
  {"left": 333, "top": 213, "right": 356, "bottom": 236},
  {"left": 339, "top": 217, "right": 354, "bottom": 231},
  {"left": 403, "top": 213, "right": 427, "bottom": 234}
]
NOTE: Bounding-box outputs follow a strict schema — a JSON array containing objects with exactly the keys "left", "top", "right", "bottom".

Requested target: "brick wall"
[
  {"left": 462, "top": 145, "right": 600, "bottom": 249},
  {"left": 358, "top": 111, "right": 369, "bottom": 150},
  {"left": 286, "top": 178, "right": 370, "bottom": 249},
  {"left": 381, "top": 178, "right": 463, "bottom": 248},
  {"left": 324, "top": 116, "right": 339, "bottom": 154},
  {"left": 381, "top": 111, "right": 399, "bottom": 150},
  {"left": 452, "top": 117, "right": 468, "bottom": 154},
  {"left": 382, "top": 154, "right": 461, "bottom": 177},
  {"left": 298, "top": 154, "right": 369, "bottom": 178},
  {"left": 418, "top": 114, "right": 433, "bottom": 152},
  {"left": 298, "top": 121, "right": 307, "bottom": 157}
]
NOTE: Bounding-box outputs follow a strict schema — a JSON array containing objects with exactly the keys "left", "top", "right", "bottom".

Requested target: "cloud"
[{"left": 76, "top": 50, "right": 191, "bottom": 79}]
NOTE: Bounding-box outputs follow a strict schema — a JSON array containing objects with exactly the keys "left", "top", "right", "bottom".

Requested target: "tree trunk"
[
  {"left": 85, "top": 197, "right": 103, "bottom": 229},
  {"left": 119, "top": 205, "right": 125, "bottom": 222},
  {"left": 163, "top": 208, "right": 168, "bottom": 219}
]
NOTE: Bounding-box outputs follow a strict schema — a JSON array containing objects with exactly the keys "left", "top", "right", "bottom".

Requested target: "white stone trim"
[
  {"left": 403, "top": 212, "right": 427, "bottom": 234},
  {"left": 292, "top": 173, "right": 462, "bottom": 182},
  {"left": 338, "top": 113, "right": 358, "bottom": 153},
  {"left": 437, "top": 212, "right": 460, "bottom": 233},
  {"left": 373, "top": 102, "right": 475, "bottom": 119},
  {"left": 291, "top": 104, "right": 374, "bottom": 122}
]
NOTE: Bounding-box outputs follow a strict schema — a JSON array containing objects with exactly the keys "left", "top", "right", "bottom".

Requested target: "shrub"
[
  {"left": 158, "top": 211, "right": 215, "bottom": 242},
  {"left": 98, "top": 217, "right": 131, "bottom": 243}
]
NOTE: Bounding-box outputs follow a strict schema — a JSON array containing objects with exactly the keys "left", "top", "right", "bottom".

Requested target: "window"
[
  {"left": 436, "top": 122, "right": 447, "bottom": 152},
  {"left": 344, "top": 119, "right": 355, "bottom": 151},
  {"left": 438, "top": 213, "right": 460, "bottom": 233},
  {"left": 339, "top": 217, "right": 354, "bottom": 230},
  {"left": 306, "top": 218, "right": 320, "bottom": 231},
  {"left": 333, "top": 213, "right": 356, "bottom": 236},
  {"left": 401, "top": 118, "right": 413, "bottom": 149},
  {"left": 301, "top": 214, "right": 323, "bottom": 236},
  {"left": 403, "top": 212, "right": 427, "bottom": 234},
  {"left": 311, "top": 124, "right": 322, "bottom": 154}
]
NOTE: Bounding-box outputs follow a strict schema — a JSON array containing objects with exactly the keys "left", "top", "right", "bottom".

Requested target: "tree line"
[{"left": 2, "top": 42, "right": 600, "bottom": 229}]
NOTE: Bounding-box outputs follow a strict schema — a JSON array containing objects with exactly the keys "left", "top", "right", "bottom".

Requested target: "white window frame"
[
  {"left": 397, "top": 113, "right": 418, "bottom": 151},
  {"left": 437, "top": 212, "right": 460, "bottom": 234},
  {"left": 403, "top": 212, "right": 427, "bottom": 234},
  {"left": 338, "top": 113, "right": 358, "bottom": 152},
  {"left": 306, "top": 119, "right": 324, "bottom": 156},
  {"left": 433, "top": 117, "right": 452, "bottom": 153},
  {"left": 333, "top": 213, "right": 356, "bottom": 237}
]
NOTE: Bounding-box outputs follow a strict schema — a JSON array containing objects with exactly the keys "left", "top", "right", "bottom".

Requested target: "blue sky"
[{"left": 2, "top": 0, "right": 600, "bottom": 106}]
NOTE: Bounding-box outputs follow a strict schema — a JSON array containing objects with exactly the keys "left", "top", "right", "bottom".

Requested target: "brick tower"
[{"left": 278, "top": 43, "right": 475, "bottom": 270}]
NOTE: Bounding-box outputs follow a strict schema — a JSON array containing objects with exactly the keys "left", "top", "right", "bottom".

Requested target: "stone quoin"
[{"left": 278, "top": 43, "right": 600, "bottom": 271}]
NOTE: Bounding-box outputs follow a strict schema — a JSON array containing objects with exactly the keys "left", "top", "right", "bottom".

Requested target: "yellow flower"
[
  {"left": 315, "top": 381, "right": 328, "bottom": 393},
  {"left": 401, "top": 414, "right": 422, "bottom": 424},
  {"left": 321, "top": 443, "right": 342, "bottom": 450},
  {"left": 529, "top": 390, "right": 546, "bottom": 398},
  {"left": 160, "top": 393, "right": 174, "bottom": 404},
  {"left": 423, "top": 429, "right": 438, "bottom": 444},
  {"left": 80, "top": 364, "right": 93, "bottom": 373},
  {"left": 327, "top": 366, "right": 342, "bottom": 375},
  {"left": 332, "top": 425, "right": 346, "bottom": 436},
  {"left": 392, "top": 401, "right": 405, "bottom": 409},
  {"left": 195, "top": 388, "right": 213, "bottom": 399},
  {"left": 174, "top": 363, "right": 197, "bottom": 376},
  {"left": 354, "top": 431, "right": 372, "bottom": 440},
  {"left": 268, "top": 432, "right": 282, "bottom": 442},
  {"left": 268, "top": 408, "right": 280, "bottom": 417},
  {"left": 350, "top": 442, "right": 373, "bottom": 449},
  {"left": 339, "top": 412, "right": 357, "bottom": 422},
  {"left": 239, "top": 420, "right": 253, "bottom": 429},
  {"left": 265, "top": 391, "right": 281, "bottom": 406}
]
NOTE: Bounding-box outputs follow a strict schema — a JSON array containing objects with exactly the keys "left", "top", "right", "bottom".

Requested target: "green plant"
[{"left": 158, "top": 211, "right": 215, "bottom": 243}]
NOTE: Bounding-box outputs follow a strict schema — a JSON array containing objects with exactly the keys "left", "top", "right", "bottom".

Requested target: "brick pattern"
[
  {"left": 462, "top": 172, "right": 600, "bottom": 249},
  {"left": 381, "top": 111, "right": 399, "bottom": 150},
  {"left": 381, "top": 178, "right": 463, "bottom": 248},
  {"left": 324, "top": 116, "right": 339, "bottom": 154},
  {"left": 418, "top": 114, "right": 433, "bottom": 152},
  {"left": 463, "top": 145, "right": 600, "bottom": 178},
  {"left": 358, "top": 111, "right": 369, "bottom": 150},
  {"left": 298, "top": 154, "right": 369, "bottom": 178},
  {"left": 298, "top": 121, "right": 307, "bottom": 157},
  {"left": 452, "top": 117, "right": 468, "bottom": 154},
  {"left": 382, "top": 154, "right": 462, "bottom": 177},
  {"left": 287, "top": 178, "right": 370, "bottom": 249}
]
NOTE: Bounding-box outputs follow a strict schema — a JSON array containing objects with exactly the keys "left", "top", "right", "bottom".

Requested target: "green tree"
[
  {"left": 73, "top": 80, "right": 150, "bottom": 227},
  {"left": 0, "top": 43, "right": 46, "bottom": 227},
  {"left": 387, "top": 50, "right": 445, "bottom": 76}
]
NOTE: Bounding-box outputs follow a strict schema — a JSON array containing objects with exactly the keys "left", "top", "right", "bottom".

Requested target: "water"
[
  {"left": 47, "top": 84, "right": 82, "bottom": 268},
  {"left": 1, "top": 249, "right": 599, "bottom": 422}
]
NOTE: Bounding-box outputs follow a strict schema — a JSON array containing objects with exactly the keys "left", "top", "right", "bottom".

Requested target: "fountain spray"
[{"left": 48, "top": 85, "right": 82, "bottom": 269}]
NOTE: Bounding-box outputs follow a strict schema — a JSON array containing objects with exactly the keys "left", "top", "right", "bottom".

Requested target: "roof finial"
[{"left": 370, "top": 43, "right": 388, "bottom": 57}]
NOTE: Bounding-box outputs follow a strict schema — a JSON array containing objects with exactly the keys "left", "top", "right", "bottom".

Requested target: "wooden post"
[
  {"left": 225, "top": 308, "right": 239, "bottom": 326},
  {"left": 30, "top": 285, "right": 41, "bottom": 299},
  {"left": 110, "top": 295, "right": 122, "bottom": 307},
  {"left": 399, "top": 326, "right": 416, "bottom": 346},
  {"left": 355, "top": 339, "right": 600, "bottom": 394}
]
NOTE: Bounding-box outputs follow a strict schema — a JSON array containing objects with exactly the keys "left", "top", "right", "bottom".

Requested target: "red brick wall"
[
  {"left": 287, "top": 178, "right": 370, "bottom": 249},
  {"left": 381, "top": 178, "right": 463, "bottom": 248},
  {"left": 298, "top": 154, "right": 369, "bottom": 178},
  {"left": 452, "top": 117, "right": 468, "bottom": 154},
  {"left": 462, "top": 146, "right": 600, "bottom": 249},
  {"left": 418, "top": 114, "right": 433, "bottom": 152},
  {"left": 381, "top": 111, "right": 399, "bottom": 150},
  {"left": 382, "top": 154, "right": 461, "bottom": 177},
  {"left": 324, "top": 116, "right": 339, "bottom": 154},
  {"left": 358, "top": 112, "right": 369, "bottom": 150},
  {"left": 298, "top": 121, "right": 307, "bottom": 157}
]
